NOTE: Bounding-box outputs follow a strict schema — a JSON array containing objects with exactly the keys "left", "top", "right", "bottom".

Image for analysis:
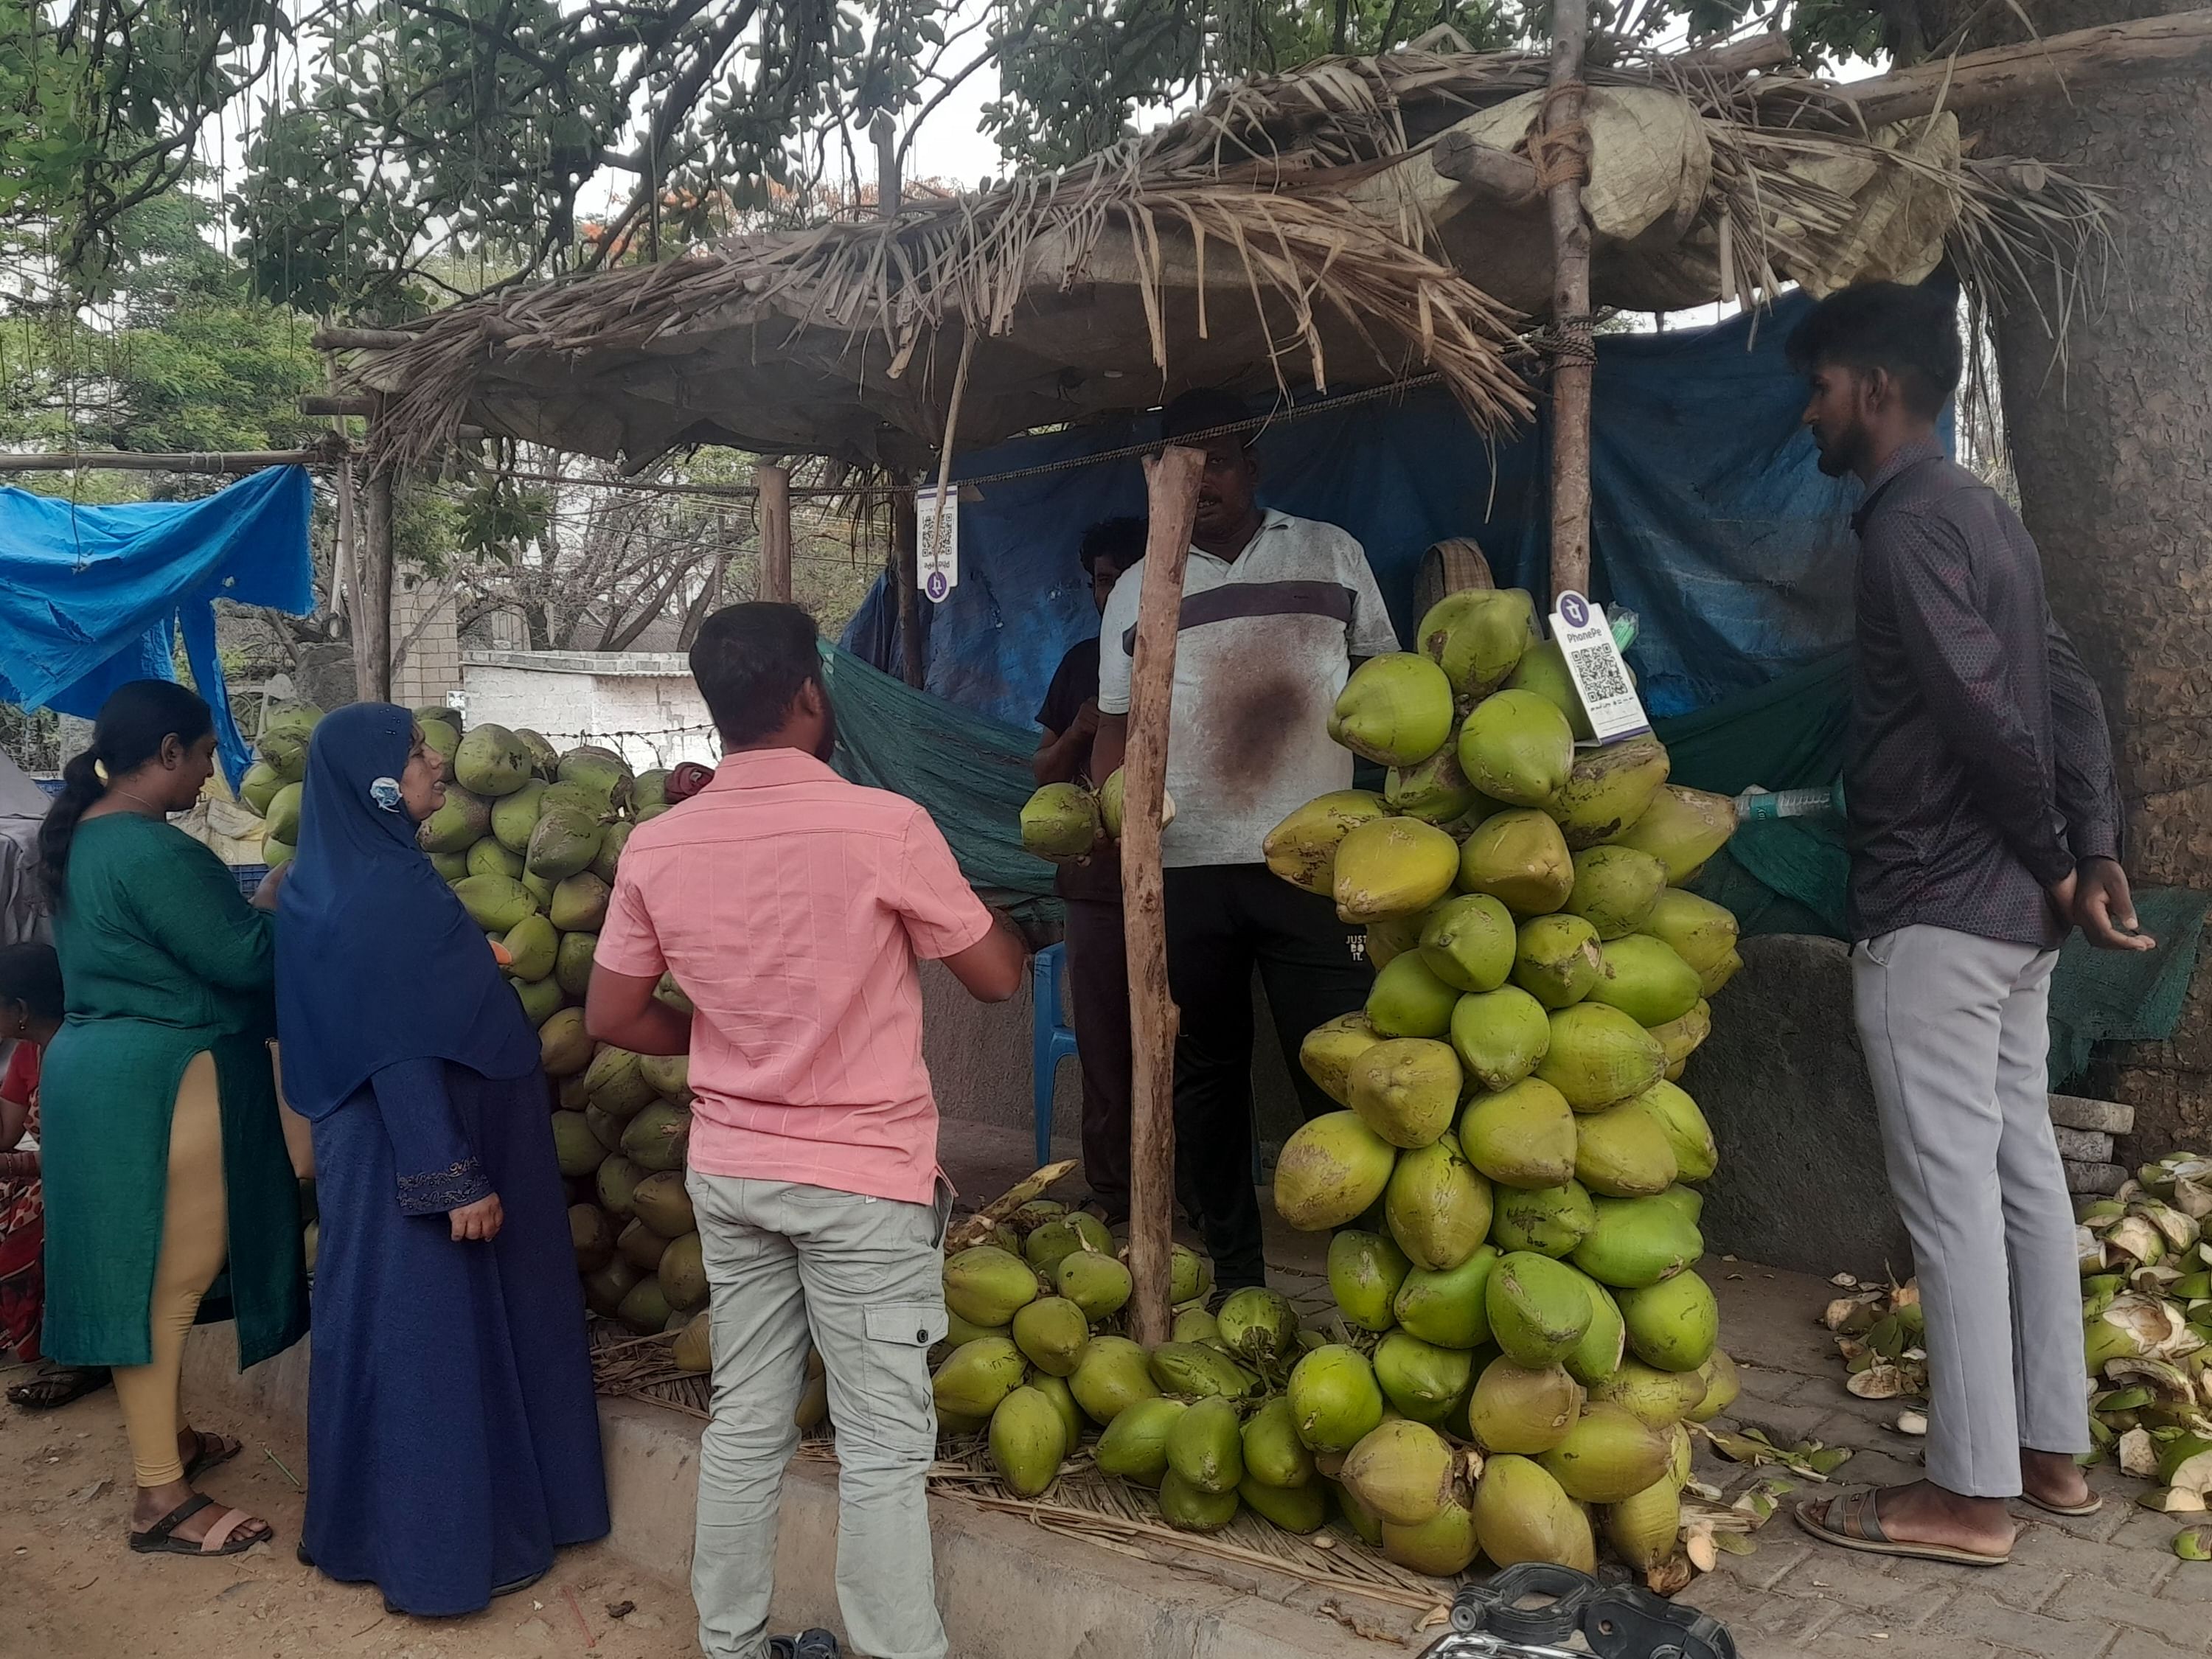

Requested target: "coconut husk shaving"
[
  {"left": 1823, "top": 1160, "right": 2212, "bottom": 1503},
  {"left": 1822, "top": 1271, "right": 1930, "bottom": 1404}
]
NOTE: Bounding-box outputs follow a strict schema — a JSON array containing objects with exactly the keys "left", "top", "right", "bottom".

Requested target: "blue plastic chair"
[{"left": 1032, "top": 942, "right": 1079, "bottom": 1167}]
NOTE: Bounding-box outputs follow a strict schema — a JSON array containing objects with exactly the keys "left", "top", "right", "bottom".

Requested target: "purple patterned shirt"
[{"left": 1846, "top": 439, "right": 2122, "bottom": 949}]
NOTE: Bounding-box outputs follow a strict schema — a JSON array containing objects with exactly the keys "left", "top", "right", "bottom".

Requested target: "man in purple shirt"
[{"left": 1786, "top": 283, "right": 2154, "bottom": 1569}]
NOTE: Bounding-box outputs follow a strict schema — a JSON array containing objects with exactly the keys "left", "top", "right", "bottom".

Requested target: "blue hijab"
[{"left": 275, "top": 703, "right": 541, "bottom": 1120}]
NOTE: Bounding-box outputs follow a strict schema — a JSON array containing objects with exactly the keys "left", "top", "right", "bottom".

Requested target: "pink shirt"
[{"left": 594, "top": 748, "right": 993, "bottom": 1203}]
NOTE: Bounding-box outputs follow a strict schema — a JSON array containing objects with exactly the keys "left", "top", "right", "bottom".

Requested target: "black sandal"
[
  {"left": 5, "top": 1364, "right": 111, "bottom": 1411},
  {"left": 181, "top": 1428, "right": 241, "bottom": 1484},
  {"left": 768, "top": 1631, "right": 842, "bottom": 1658},
  {"left": 128, "top": 1492, "right": 272, "bottom": 1557}
]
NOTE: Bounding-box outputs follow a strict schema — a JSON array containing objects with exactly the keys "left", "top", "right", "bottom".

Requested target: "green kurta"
[{"left": 39, "top": 814, "right": 308, "bottom": 1369}]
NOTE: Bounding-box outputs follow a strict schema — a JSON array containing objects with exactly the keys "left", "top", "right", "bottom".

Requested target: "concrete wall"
[{"left": 458, "top": 651, "right": 720, "bottom": 772}]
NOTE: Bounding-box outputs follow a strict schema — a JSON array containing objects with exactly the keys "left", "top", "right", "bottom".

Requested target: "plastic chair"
[{"left": 1032, "top": 942, "right": 1079, "bottom": 1169}]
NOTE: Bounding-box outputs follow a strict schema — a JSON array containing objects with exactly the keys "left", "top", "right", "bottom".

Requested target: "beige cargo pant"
[{"left": 686, "top": 1172, "right": 951, "bottom": 1659}]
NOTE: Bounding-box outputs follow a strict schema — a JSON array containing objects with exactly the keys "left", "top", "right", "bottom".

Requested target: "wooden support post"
[
  {"left": 1543, "top": 0, "right": 1594, "bottom": 605},
  {"left": 1121, "top": 444, "right": 1206, "bottom": 1349},
  {"left": 757, "top": 464, "right": 793, "bottom": 603},
  {"left": 871, "top": 111, "right": 902, "bottom": 220},
  {"left": 891, "top": 479, "right": 924, "bottom": 687},
  {"left": 358, "top": 467, "right": 397, "bottom": 702}
]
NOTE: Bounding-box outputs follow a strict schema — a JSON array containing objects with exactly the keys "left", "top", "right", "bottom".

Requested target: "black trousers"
[
  {"left": 1062, "top": 897, "right": 1133, "bottom": 1222},
  {"left": 1164, "top": 863, "right": 1373, "bottom": 1291}
]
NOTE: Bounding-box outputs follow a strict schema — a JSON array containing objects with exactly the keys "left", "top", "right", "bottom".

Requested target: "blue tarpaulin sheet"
[
  {"left": 844, "top": 291, "right": 1955, "bottom": 729},
  {"left": 0, "top": 467, "right": 316, "bottom": 789}
]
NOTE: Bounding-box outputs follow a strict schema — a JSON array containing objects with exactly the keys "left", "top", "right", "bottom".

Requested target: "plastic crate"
[{"left": 231, "top": 863, "right": 271, "bottom": 899}]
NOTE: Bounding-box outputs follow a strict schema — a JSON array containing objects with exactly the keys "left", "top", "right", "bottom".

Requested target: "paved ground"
[{"left": 1668, "top": 1271, "right": 2212, "bottom": 1659}]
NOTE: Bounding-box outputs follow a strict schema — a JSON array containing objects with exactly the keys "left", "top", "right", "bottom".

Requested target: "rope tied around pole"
[
  {"left": 1526, "top": 80, "right": 1593, "bottom": 192},
  {"left": 1532, "top": 312, "right": 1601, "bottom": 366}
]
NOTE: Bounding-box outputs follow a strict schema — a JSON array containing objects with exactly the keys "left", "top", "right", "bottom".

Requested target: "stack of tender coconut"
[
  {"left": 1248, "top": 588, "right": 1745, "bottom": 1576},
  {"left": 990, "top": 591, "right": 1747, "bottom": 1579},
  {"left": 235, "top": 703, "right": 707, "bottom": 1353}
]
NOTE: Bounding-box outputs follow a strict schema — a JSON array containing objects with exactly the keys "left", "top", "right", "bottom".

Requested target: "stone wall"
[{"left": 1683, "top": 933, "right": 1913, "bottom": 1280}]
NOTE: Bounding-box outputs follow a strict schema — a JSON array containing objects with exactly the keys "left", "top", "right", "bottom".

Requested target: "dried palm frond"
[{"left": 349, "top": 43, "right": 2112, "bottom": 475}]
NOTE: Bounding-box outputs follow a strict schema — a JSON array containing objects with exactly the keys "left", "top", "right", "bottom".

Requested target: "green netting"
[
  {"left": 2048, "top": 889, "right": 2212, "bottom": 1088},
  {"left": 818, "top": 641, "right": 1060, "bottom": 920},
  {"left": 1656, "top": 650, "right": 1853, "bottom": 796}
]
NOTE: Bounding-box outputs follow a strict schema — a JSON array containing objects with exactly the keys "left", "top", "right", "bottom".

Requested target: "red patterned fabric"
[{"left": 0, "top": 1042, "right": 44, "bottom": 1356}]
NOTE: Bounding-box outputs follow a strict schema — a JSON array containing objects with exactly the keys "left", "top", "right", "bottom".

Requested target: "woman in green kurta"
[{"left": 37, "top": 681, "right": 307, "bottom": 1557}]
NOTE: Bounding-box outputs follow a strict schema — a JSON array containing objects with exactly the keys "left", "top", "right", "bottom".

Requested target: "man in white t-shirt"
[{"left": 1091, "top": 389, "right": 1398, "bottom": 1292}]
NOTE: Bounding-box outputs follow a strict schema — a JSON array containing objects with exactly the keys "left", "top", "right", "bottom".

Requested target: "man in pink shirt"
[{"left": 587, "top": 602, "right": 1028, "bottom": 1659}]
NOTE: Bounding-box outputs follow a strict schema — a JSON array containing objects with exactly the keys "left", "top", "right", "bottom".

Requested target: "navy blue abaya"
[{"left": 302, "top": 1057, "right": 609, "bottom": 1615}]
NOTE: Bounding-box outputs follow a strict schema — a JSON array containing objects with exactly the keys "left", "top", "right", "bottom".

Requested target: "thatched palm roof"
[{"left": 349, "top": 44, "right": 2108, "bottom": 473}]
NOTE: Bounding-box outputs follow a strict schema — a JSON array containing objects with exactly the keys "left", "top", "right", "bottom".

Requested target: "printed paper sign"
[
  {"left": 917, "top": 487, "right": 959, "bottom": 601},
  {"left": 1549, "top": 590, "right": 1649, "bottom": 743}
]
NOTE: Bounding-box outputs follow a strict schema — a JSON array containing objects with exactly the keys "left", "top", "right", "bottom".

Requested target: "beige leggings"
[{"left": 111, "top": 1053, "right": 229, "bottom": 1489}]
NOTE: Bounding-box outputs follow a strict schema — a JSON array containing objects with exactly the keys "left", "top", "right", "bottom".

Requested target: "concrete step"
[
  {"left": 2064, "top": 1160, "right": 2130, "bottom": 1194},
  {"left": 2051, "top": 1093, "right": 2135, "bottom": 1135}
]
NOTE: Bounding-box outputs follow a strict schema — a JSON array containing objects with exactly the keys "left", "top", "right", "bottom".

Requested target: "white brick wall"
[
  {"left": 456, "top": 651, "right": 719, "bottom": 771},
  {"left": 390, "top": 575, "right": 462, "bottom": 708}
]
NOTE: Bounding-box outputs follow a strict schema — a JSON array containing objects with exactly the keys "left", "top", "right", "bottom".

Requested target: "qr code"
[{"left": 1568, "top": 645, "right": 1630, "bottom": 703}]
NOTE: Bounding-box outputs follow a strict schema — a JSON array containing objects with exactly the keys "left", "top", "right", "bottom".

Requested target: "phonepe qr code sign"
[{"left": 1550, "top": 591, "right": 1649, "bottom": 744}]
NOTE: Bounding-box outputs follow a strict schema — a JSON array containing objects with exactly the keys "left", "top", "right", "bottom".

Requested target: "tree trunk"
[{"left": 1941, "top": 0, "right": 2212, "bottom": 1151}]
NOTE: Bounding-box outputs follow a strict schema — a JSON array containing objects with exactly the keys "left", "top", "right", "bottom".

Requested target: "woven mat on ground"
[{"left": 588, "top": 1323, "right": 1451, "bottom": 1627}]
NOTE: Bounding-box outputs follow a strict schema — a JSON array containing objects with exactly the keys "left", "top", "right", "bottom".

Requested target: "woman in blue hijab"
[{"left": 276, "top": 703, "right": 607, "bottom": 1615}]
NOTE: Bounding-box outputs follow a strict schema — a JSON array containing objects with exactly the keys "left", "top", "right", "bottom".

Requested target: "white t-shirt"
[{"left": 1097, "top": 509, "right": 1398, "bottom": 869}]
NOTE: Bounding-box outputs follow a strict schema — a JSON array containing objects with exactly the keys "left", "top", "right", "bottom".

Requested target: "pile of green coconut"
[
  {"left": 236, "top": 702, "right": 709, "bottom": 1354},
  {"left": 998, "top": 588, "right": 1747, "bottom": 1580}
]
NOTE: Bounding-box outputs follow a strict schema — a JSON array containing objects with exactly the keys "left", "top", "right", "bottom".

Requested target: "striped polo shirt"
[{"left": 1096, "top": 509, "right": 1398, "bottom": 869}]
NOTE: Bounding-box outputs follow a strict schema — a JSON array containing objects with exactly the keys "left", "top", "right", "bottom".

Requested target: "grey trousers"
[
  {"left": 687, "top": 1172, "right": 952, "bottom": 1659},
  {"left": 1853, "top": 924, "right": 2088, "bottom": 1498}
]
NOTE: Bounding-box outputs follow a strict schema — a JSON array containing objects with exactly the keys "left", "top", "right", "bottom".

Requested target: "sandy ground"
[{"left": 0, "top": 1378, "right": 703, "bottom": 1659}]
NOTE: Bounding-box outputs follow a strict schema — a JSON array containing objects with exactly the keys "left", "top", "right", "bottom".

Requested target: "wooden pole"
[
  {"left": 1122, "top": 444, "right": 1206, "bottom": 1349},
  {"left": 1542, "top": 0, "right": 1594, "bottom": 605},
  {"left": 891, "top": 478, "right": 924, "bottom": 687},
  {"left": 310, "top": 325, "right": 423, "bottom": 352},
  {"left": 1823, "top": 7, "right": 2212, "bottom": 125},
  {"left": 358, "top": 467, "right": 397, "bottom": 702},
  {"left": 0, "top": 448, "right": 330, "bottom": 473},
  {"left": 757, "top": 463, "right": 793, "bottom": 603}
]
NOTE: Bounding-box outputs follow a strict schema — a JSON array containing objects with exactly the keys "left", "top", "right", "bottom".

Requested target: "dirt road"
[{"left": 0, "top": 1380, "right": 703, "bottom": 1659}]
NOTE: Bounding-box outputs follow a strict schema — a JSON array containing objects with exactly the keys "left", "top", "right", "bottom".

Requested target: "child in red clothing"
[{"left": 0, "top": 942, "right": 108, "bottom": 1408}]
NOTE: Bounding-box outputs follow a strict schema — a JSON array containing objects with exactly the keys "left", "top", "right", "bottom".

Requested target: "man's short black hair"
[
  {"left": 1079, "top": 517, "right": 1148, "bottom": 575},
  {"left": 1160, "top": 388, "right": 1255, "bottom": 445},
  {"left": 1784, "top": 282, "right": 1962, "bottom": 420},
  {"left": 689, "top": 602, "right": 823, "bottom": 747}
]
